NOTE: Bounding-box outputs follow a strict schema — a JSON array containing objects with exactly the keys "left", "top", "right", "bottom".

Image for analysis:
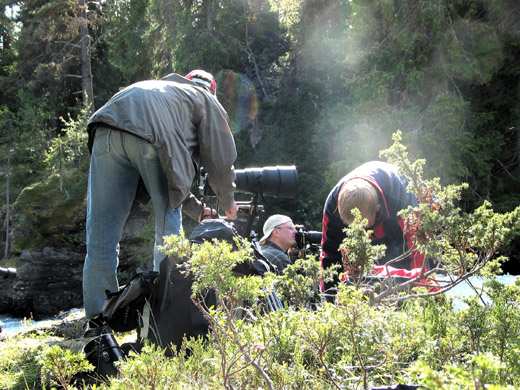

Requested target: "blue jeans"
[{"left": 83, "top": 127, "right": 182, "bottom": 317}]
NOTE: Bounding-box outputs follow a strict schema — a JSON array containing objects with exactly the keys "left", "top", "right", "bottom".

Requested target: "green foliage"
[
  {"left": 405, "top": 296, "right": 463, "bottom": 370},
  {"left": 156, "top": 222, "right": 520, "bottom": 389},
  {"left": 11, "top": 170, "right": 87, "bottom": 252},
  {"left": 6, "top": 90, "right": 55, "bottom": 188},
  {"left": 411, "top": 354, "right": 516, "bottom": 390},
  {"left": 2, "top": 269, "right": 520, "bottom": 389},
  {"left": 11, "top": 0, "right": 94, "bottom": 120},
  {"left": 38, "top": 345, "right": 93, "bottom": 390},
  {"left": 109, "top": 342, "right": 180, "bottom": 390},
  {"left": 44, "top": 104, "right": 90, "bottom": 175},
  {"left": 273, "top": 254, "right": 339, "bottom": 308},
  {"left": 482, "top": 280, "right": 520, "bottom": 378},
  {"left": 101, "top": 0, "right": 155, "bottom": 84},
  {"left": 0, "top": 334, "right": 43, "bottom": 390},
  {"left": 339, "top": 210, "right": 386, "bottom": 286}
]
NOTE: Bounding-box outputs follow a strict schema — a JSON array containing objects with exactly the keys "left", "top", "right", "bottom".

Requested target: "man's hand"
[
  {"left": 198, "top": 207, "right": 218, "bottom": 222},
  {"left": 225, "top": 201, "right": 239, "bottom": 219}
]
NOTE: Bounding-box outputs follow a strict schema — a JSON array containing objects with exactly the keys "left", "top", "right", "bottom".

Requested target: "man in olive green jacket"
[{"left": 83, "top": 70, "right": 238, "bottom": 319}]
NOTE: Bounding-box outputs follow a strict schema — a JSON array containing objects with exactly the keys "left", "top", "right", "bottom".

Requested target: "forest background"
[{"left": 0, "top": 0, "right": 519, "bottom": 267}]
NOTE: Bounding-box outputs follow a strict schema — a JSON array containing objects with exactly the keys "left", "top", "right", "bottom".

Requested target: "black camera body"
[
  {"left": 287, "top": 226, "right": 323, "bottom": 279},
  {"left": 233, "top": 201, "right": 264, "bottom": 237},
  {"left": 295, "top": 226, "right": 322, "bottom": 252},
  {"left": 84, "top": 332, "right": 124, "bottom": 379}
]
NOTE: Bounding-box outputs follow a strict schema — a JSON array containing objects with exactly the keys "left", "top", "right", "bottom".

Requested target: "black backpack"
[
  {"left": 143, "top": 219, "right": 275, "bottom": 355},
  {"left": 101, "top": 219, "right": 274, "bottom": 356},
  {"left": 189, "top": 219, "right": 274, "bottom": 275},
  {"left": 143, "top": 255, "right": 213, "bottom": 356},
  {"left": 101, "top": 270, "right": 158, "bottom": 333}
]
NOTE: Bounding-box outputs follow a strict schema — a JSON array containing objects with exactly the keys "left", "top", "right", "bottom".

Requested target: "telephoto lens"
[{"left": 234, "top": 165, "right": 298, "bottom": 198}]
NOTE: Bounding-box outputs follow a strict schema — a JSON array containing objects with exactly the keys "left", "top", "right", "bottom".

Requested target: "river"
[
  {"left": 1, "top": 275, "right": 518, "bottom": 336},
  {"left": 1, "top": 308, "right": 84, "bottom": 337},
  {"left": 444, "top": 273, "right": 518, "bottom": 311}
]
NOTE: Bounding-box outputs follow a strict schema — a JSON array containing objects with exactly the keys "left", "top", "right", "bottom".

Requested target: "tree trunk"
[
  {"left": 4, "top": 148, "right": 10, "bottom": 259},
  {"left": 78, "top": 0, "right": 95, "bottom": 114},
  {"left": 516, "top": 117, "right": 520, "bottom": 173},
  {"left": 1, "top": 5, "right": 12, "bottom": 51},
  {"left": 206, "top": 0, "right": 213, "bottom": 31}
]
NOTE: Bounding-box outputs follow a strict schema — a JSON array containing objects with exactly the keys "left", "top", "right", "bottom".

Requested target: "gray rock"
[{"left": 0, "top": 207, "right": 152, "bottom": 319}]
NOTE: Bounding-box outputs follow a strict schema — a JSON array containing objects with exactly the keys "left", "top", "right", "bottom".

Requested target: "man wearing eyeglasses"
[{"left": 259, "top": 214, "right": 297, "bottom": 273}]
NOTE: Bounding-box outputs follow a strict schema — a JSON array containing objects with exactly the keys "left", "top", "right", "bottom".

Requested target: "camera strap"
[{"left": 139, "top": 299, "right": 152, "bottom": 339}]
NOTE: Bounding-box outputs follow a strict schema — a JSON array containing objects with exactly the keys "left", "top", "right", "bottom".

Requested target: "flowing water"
[
  {"left": 444, "top": 273, "right": 518, "bottom": 311},
  {"left": 1, "top": 308, "right": 84, "bottom": 337},
  {"left": 1, "top": 275, "right": 518, "bottom": 336}
]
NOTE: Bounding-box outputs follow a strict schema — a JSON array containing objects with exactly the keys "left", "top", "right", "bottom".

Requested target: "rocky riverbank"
[{"left": 0, "top": 207, "right": 153, "bottom": 320}]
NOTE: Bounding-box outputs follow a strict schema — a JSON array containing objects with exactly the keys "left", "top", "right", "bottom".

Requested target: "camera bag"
[
  {"left": 189, "top": 219, "right": 275, "bottom": 274},
  {"left": 142, "top": 219, "right": 275, "bottom": 355},
  {"left": 101, "top": 270, "right": 158, "bottom": 332}
]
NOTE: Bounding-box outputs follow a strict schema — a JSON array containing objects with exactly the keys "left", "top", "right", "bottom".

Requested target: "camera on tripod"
[
  {"left": 289, "top": 226, "right": 322, "bottom": 262},
  {"left": 234, "top": 166, "right": 298, "bottom": 198},
  {"left": 199, "top": 165, "right": 298, "bottom": 199},
  {"left": 199, "top": 165, "right": 298, "bottom": 240},
  {"left": 295, "top": 226, "right": 322, "bottom": 250}
]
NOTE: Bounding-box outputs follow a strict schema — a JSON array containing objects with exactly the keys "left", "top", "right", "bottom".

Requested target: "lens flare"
[{"left": 219, "top": 71, "right": 259, "bottom": 135}]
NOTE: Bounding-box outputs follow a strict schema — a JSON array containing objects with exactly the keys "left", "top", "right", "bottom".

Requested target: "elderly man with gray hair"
[{"left": 259, "top": 214, "right": 297, "bottom": 273}]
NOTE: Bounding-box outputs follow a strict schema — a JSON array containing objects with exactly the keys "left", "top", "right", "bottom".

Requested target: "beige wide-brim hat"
[{"left": 259, "top": 214, "right": 292, "bottom": 244}]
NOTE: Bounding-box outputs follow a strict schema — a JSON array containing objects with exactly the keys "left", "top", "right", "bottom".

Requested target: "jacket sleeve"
[
  {"left": 320, "top": 187, "right": 345, "bottom": 272},
  {"left": 197, "top": 97, "right": 237, "bottom": 211},
  {"left": 182, "top": 193, "right": 203, "bottom": 221},
  {"left": 373, "top": 163, "right": 425, "bottom": 269}
]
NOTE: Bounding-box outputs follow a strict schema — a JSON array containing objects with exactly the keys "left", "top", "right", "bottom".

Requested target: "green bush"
[{"left": 3, "top": 131, "right": 520, "bottom": 390}]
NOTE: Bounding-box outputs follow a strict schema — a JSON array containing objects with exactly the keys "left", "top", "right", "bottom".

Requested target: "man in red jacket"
[{"left": 320, "top": 161, "right": 426, "bottom": 294}]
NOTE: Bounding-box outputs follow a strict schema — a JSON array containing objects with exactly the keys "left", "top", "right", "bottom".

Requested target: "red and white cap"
[{"left": 185, "top": 69, "right": 217, "bottom": 95}]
